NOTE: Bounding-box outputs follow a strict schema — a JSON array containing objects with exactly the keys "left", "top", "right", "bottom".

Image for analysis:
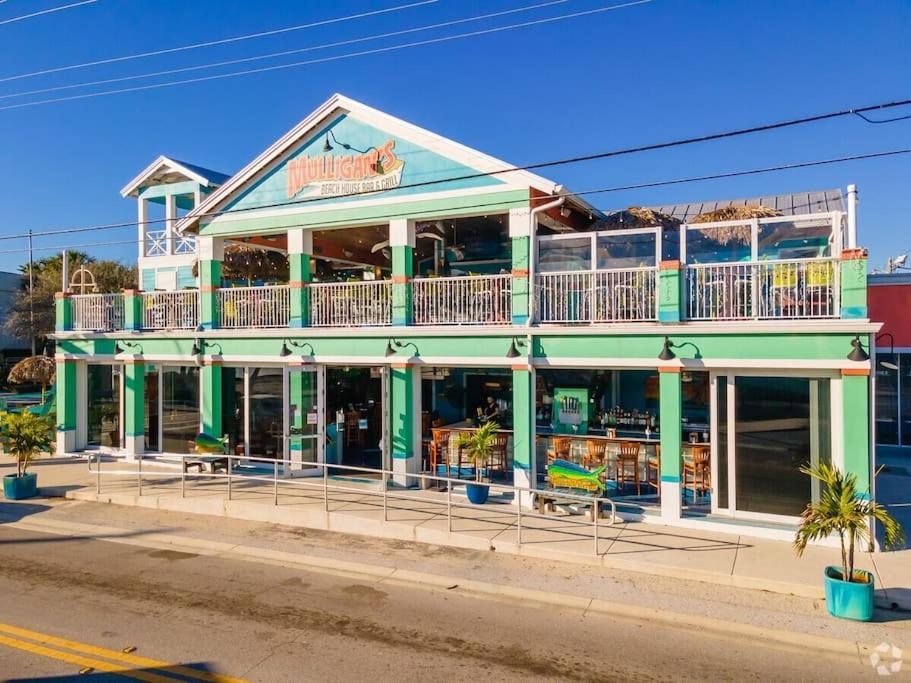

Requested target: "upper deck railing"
[
  {"left": 412, "top": 274, "right": 511, "bottom": 325},
  {"left": 72, "top": 293, "right": 124, "bottom": 332},
  {"left": 141, "top": 290, "right": 200, "bottom": 330},
  {"left": 309, "top": 280, "right": 392, "bottom": 327}
]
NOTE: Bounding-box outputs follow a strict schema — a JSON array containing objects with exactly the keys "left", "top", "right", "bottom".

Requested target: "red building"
[{"left": 870, "top": 272, "right": 911, "bottom": 452}]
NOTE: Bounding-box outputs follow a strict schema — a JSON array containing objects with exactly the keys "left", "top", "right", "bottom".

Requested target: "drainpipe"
[
  {"left": 846, "top": 184, "right": 858, "bottom": 250},
  {"left": 526, "top": 186, "right": 565, "bottom": 328}
]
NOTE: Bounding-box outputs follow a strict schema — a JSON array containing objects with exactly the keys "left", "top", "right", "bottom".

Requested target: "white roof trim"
[
  {"left": 176, "top": 93, "right": 562, "bottom": 233},
  {"left": 121, "top": 155, "right": 216, "bottom": 198}
]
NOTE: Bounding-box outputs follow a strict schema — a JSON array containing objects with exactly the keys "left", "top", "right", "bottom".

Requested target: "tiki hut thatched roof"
[
  {"left": 596, "top": 207, "right": 681, "bottom": 231},
  {"left": 8, "top": 356, "right": 56, "bottom": 386},
  {"left": 689, "top": 205, "right": 783, "bottom": 245}
]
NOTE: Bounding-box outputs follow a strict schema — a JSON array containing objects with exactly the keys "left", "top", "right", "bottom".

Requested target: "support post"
[
  {"left": 122, "top": 357, "right": 145, "bottom": 457},
  {"left": 198, "top": 236, "right": 223, "bottom": 330},
  {"left": 842, "top": 365, "right": 871, "bottom": 497},
  {"left": 512, "top": 362, "right": 535, "bottom": 506},
  {"left": 509, "top": 207, "right": 531, "bottom": 324},
  {"left": 390, "top": 361, "right": 420, "bottom": 485},
  {"left": 54, "top": 292, "right": 73, "bottom": 332},
  {"left": 658, "top": 366, "right": 682, "bottom": 520},
  {"left": 840, "top": 248, "right": 868, "bottom": 319},
  {"left": 122, "top": 289, "right": 142, "bottom": 331},
  {"left": 55, "top": 358, "right": 77, "bottom": 455},
  {"left": 288, "top": 229, "right": 313, "bottom": 328},
  {"left": 200, "top": 359, "right": 222, "bottom": 438},
  {"left": 390, "top": 218, "right": 415, "bottom": 327},
  {"left": 658, "top": 260, "right": 682, "bottom": 323}
]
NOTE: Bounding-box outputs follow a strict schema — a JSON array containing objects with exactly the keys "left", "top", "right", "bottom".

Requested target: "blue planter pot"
[
  {"left": 3, "top": 472, "right": 38, "bottom": 500},
  {"left": 824, "top": 565, "right": 874, "bottom": 621},
  {"left": 466, "top": 483, "right": 490, "bottom": 505}
]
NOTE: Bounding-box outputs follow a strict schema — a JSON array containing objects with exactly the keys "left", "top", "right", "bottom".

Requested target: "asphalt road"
[{"left": 0, "top": 524, "right": 884, "bottom": 682}]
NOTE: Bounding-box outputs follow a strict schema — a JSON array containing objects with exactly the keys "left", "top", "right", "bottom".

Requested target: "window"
[
  {"left": 87, "top": 365, "right": 121, "bottom": 448},
  {"left": 876, "top": 355, "right": 899, "bottom": 446},
  {"left": 161, "top": 366, "right": 199, "bottom": 453}
]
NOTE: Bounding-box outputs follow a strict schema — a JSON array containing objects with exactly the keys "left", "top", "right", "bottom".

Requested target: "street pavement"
[{"left": 1, "top": 500, "right": 907, "bottom": 681}]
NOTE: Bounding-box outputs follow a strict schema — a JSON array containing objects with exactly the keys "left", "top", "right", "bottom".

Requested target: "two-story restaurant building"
[{"left": 52, "top": 94, "right": 877, "bottom": 535}]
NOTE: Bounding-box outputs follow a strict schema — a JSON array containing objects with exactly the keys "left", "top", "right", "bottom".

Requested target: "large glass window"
[
  {"left": 596, "top": 232, "right": 656, "bottom": 269},
  {"left": 161, "top": 366, "right": 199, "bottom": 453},
  {"left": 87, "top": 364, "right": 121, "bottom": 448},
  {"left": 757, "top": 217, "right": 833, "bottom": 260},
  {"left": 144, "top": 365, "right": 159, "bottom": 452},
  {"left": 716, "top": 377, "right": 728, "bottom": 509},
  {"left": 901, "top": 356, "right": 911, "bottom": 446},
  {"left": 685, "top": 224, "right": 751, "bottom": 264},
  {"left": 734, "top": 376, "right": 831, "bottom": 517},
  {"left": 538, "top": 236, "right": 591, "bottom": 272},
  {"left": 248, "top": 367, "right": 284, "bottom": 459},
  {"left": 876, "top": 355, "right": 899, "bottom": 446},
  {"left": 222, "top": 367, "right": 245, "bottom": 456}
]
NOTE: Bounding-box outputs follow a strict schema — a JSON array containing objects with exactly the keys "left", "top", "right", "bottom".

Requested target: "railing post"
[
  {"left": 323, "top": 464, "right": 329, "bottom": 512},
  {"left": 447, "top": 483, "right": 452, "bottom": 532},
  {"left": 122, "top": 289, "right": 142, "bottom": 331},
  {"left": 390, "top": 218, "right": 415, "bottom": 326},
  {"left": 593, "top": 499, "right": 599, "bottom": 555},
  {"left": 658, "top": 260, "right": 682, "bottom": 323},
  {"left": 181, "top": 460, "right": 186, "bottom": 498},
  {"left": 288, "top": 229, "right": 312, "bottom": 328},
  {"left": 54, "top": 292, "right": 73, "bottom": 332},
  {"left": 840, "top": 248, "right": 868, "bottom": 319},
  {"left": 273, "top": 459, "right": 279, "bottom": 505},
  {"left": 96, "top": 452, "right": 101, "bottom": 494},
  {"left": 516, "top": 498, "right": 522, "bottom": 546},
  {"left": 509, "top": 207, "right": 532, "bottom": 324},
  {"left": 383, "top": 469, "right": 388, "bottom": 522},
  {"left": 137, "top": 454, "right": 142, "bottom": 496},
  {"left": 227, "top": 455, "right": 232, "bottom": 500},
  {"left": 197, "top": 236, "right": 223, "bottom": 330}
]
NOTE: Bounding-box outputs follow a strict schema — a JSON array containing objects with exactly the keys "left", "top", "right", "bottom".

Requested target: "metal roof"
[
  {"left": 168, "top": 158, "right": 231, "bottom": 186},
  {"left": 653, "top": 188, "right": 844, "bottom": 223}
]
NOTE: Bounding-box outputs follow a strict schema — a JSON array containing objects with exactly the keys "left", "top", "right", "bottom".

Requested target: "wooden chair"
[
  {"left": 547, "top": 436, "right": 572, "bottom": 464},
  {"left": 646, "top": 444, "right": 660, "bottom": 496},
  {"left": 489, "top": 432, "right": 510, "bottom": 475},
  {"left": 682, "top": 445, "right": 711, "bottom": 502},
  {"left": 616, "top": 441, "right": 642, "bottom": 495},
  {"left": 344, "top": 411, "right": 363, "bottom": 447},
  {"left": 428, "top": 428, "right": 450, "bottom": 473},
  {"left": 446, "top": 432, "right": 466, "bottom": 479},
  {"left": 584, "top": 439, "right": 608, "bottom": 469}
]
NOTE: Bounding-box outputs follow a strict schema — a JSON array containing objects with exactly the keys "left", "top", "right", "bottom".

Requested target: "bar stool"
[
  {"left": 683, "top": 445, "right": 711, "bottom": 502},
  {"left": 490, "top": 432, "right": 509, "bottom": 476},
  {"left": 584, "top": 439, "right": 608, "bottom": 469},
  {"left": 548, "top": 436, "right": 572, "bottom": 464},
  {"left": 616, "top": 441, "right": 642, "bottom": 495},
  {"left": 646, "top": 444, "right": 661, "bottom": 497},
  {"left": 429, "top": 428, "right": 449, "bottom": 474}
]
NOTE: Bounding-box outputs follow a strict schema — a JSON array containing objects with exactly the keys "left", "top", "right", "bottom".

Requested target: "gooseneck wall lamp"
[
  {"left": 506, "top": 337, "right": 528, "bottom": 359},
  {"left": 115, "top": 340, "right": 142, "bottom": 355},
  {"left": 385, "top": 339, "right": 419, "bottom": 357},
  {"left": 658, "top": 337, "right": 676, "bottom": 361},
  {"left": 280, "top": 339, "right": 315, "bottom": 357},
  {"left": 876, "top": 333, "right": 898, "bottom": 370},
  {"left": 847, "top": 335, "right": 870, "bottom": 362}
]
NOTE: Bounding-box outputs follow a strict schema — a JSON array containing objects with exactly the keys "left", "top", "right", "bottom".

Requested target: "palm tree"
[
  {"left": 459, "top": 421, "right": 499, "bottom": 483},
  {"left": 794, "top": 463, "right": 905, "bottom": 583}
]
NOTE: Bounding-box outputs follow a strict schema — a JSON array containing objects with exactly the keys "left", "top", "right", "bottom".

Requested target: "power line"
[
  {"left": 2, "top": 146, "right": 909, "bottom": 256},
  {"left": 0, "top": 0, "right": 656, "bottom": 111},
  {"left": 0, "top": 0, "right": 569, "bottom": 101},
  {"left": 0, "top": 0, "right": 437, "bottom": 82},
  {"left": 0, "top": 0, "right": 95, "bottom": 27}
]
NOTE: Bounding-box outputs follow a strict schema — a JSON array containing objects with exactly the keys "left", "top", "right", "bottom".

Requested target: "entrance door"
[
  {"left": 285, "top": 366, "right": 324, "bottom": 475},
  {"left": 711, "top": 373, "right": 833, "bottom": 520}
]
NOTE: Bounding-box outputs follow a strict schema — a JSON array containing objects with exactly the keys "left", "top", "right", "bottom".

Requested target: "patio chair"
[
  {"left": 805, "top": 261, "right": 835, "bottom": 315},
  {"left": 429, "top": 428, "right": 450, "bottom": 473},
  {"left": 584, "top": 439, "right": 608, "bottom": 470},
  {"left": 489, "top": 432, "right": 510, "bottom": 476},
  {"left": 547, "top": 436, "right": 572, "bottom": 465},
  {"left": 768, "top": 263, "right": 799, "bottom": 316},
  {"left": 646, "top": 444, "right": 660, "bottom": 496},
  {"left": 616, "top": 441, "right": 642, "bottom": 495},
  {"left": 682, "top": 445, "right": 711, "bottom": 502},
  {"left": 344, "top": 411, "right": 363, "bottom": 447}
]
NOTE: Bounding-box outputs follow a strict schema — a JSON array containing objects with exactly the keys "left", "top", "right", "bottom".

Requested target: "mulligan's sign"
[{"left": 286, "top": 139, "right": 405, "bottom": 199}]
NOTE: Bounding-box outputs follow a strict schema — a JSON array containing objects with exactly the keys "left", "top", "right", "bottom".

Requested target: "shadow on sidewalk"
[{"left": 7, "top": 662, "right": 228, "bottom": 681}]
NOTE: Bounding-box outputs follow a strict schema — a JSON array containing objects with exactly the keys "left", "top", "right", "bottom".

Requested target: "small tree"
[
  {"left": 458, "top": 421, "right": 499, "bottom": 483},
  {"left": 795, "top": 463, "right": 905, "bottom": 583},
  {"left": 0, "top": 411, "right": 55, "bottom": 478}
]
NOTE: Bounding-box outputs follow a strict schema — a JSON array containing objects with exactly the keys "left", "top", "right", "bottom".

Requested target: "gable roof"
[
  {"left": 177, "top": 93, "right": 580, "bottom": 233},
  {"left": 120, "top": 155, "right": 230, "bottom": 198},
  {"left": 653, "top": 188, "right": 844, "bottom": 223}
]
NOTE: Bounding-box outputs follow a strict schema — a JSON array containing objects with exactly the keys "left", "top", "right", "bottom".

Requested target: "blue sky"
[{"left": 0, "top": 0, "right": 909, "bottom": 273}]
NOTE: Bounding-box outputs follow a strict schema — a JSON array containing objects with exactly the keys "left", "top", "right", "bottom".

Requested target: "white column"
[
  {"left": 287, "top": 228, "right": 313, "bottom": 255},
  {"left": 165, "top": 194, "right": 177, "bottom": 255},
  {"left": 137, "top": 198, "right": 148, "bottom": 259},
  {"left": 389, "top": 217, "right": 416, "bottom": 248}
]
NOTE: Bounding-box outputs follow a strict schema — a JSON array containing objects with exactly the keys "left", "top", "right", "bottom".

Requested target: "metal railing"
[
  {"left": 140, "top": 290, "right": 200, "bottom": 329},
  {"left": 71, "top": 293, "right": 124, "bottom": 331},
  {"left": 412, "top": 274, "right": 512, "bottom": 325},
  {"left": 144, "top": 229, "right": 168, "bottom": 257},
  {"left": 86, "top": 453, "right": 617, "bottom": 555},
  {"left": 685, "top": 258, "right": 839, "bottom": 320},
  {"left": 309, "top": 280, "right": 392, "bottom": 327},
  {"left": 536, "top": 268, "right": 657, "bottom": 323},
  {"left": 217, "top": 285, "right": 290, "bottom": 328}
]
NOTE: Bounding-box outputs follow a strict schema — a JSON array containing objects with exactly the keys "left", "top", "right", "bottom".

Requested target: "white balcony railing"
[
  {"left": 140, "top": 290, "right": 199, "bottom": 329},
  {"left": 309, "top": 280, "right": 392, "bottom": 327},
  {"left": 536, "top": 268, "right": 657, "bottom": 323},
  {"left": 412, "top": 274, "right": 512, "bottom": 325},
  {"left": 71, "top": 293, "right": 124, "bottom": 331},
  {"left": 144, "top": 229, "right": 168, "bottom": 257},
  {"left": 218, "top": 285, "right": 290, "bottom": 328},
  {"left": 685, "top": 258, "right": 838, "bottom": 320},
  {"left": 174, "top": 233, "right": 197, "bottom": 255}
]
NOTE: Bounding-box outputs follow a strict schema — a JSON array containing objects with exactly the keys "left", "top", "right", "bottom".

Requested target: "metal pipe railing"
[{"left": 88, "top": 452, "right": 617, "bottom": 554}]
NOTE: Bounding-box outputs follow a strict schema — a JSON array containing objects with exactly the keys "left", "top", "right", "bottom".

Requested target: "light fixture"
[
  {"left": 322, "top": 134, "right": 333, "bottom": 153},
  {"left": 847, "top": 335, "right": 870, "bottom": 362},
  {"left": 506, "top": 337, "right": 527, "bottom": 359},
  {"left": 385, "top": 338, "right": 418, "bottom": 357},
  {"left": 385, "top": 340, "right": 398, "bottom": 357},
  {"left": 116, "top": 340, "right": 142, "bottom": 355},
  {"left": 280, "top": 339, "right": 314, "bottom": 357},
  {"left": 876, "top": 332, "right": 898, "bottom": 370},
  {"left": 191, "top": 339, "right": 203, "bottom": 356},
  {"left": 658, "top": 337, "right": 676, "bottom": 361}
]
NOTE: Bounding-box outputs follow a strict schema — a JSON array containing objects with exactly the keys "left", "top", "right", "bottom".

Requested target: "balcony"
[
  {"left": 140, "top": 290, "right": 199, "bottom": 330},
  {"left": 72, "top": 293, "right": 124, "bottom": 332},
  {"left": 218, "top": 285, "right": 290, "bottom": 328},
  {"left": 310, "top": 280, "right": 392, "bottom": 327},
  {"left": 537, "top": 268, "right": 657, "bottom": 323},
  {"left": 412, "top": 274, "right": 511, "bottom": 325}
]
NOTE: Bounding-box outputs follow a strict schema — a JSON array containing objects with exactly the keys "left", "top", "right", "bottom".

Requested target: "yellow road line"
[
  {"left": 0, "top": 633, "right": 178, "bottom": 683},
  {"left": 0, "top": 622, "right": 247, "bottom": 683}
]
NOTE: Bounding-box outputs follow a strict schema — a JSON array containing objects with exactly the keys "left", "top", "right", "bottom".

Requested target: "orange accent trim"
[
  {"left": 841, "top": 248, "right": 868, "bottom": 261},
  {"left": 288, "top": 281, "right": 308, "bottom": 289},
  {"left": 123, "top": 289, "right": 141, "bottom": 296},
  {"left": 390, "top": 362, "right": 412, "bottom": 369},
  {"left": 287, "top": 359, "right": 313, "bottom": 367},
  {"left": 54, "top": 292, "right": 70, "bottom": 300},
  {"left": 659, "top": 260, "right": 681, "bottom": 270},
  {"left": 122, "top": 357, "right": 145, "bottom": 365},
  {"left": 199, "top": 285, "right": 218, "bottom": 293},
  {"left": 510, "top": 364, "right": 531, "bottom": 372},
  {"left": 391, "top": 275, "right": 411, "bottom": 284},
  {"left": 511, "top": 269, "right": 529, "bottom": 278},
  {"left": 657, "top": 365, "right": 681, "bottom": 373},
  {"left": 200, "top": 358, "right": 223, "bottom": 367},
  {"left": 842, "top": 367, "right": 870, "bottom": 376}
]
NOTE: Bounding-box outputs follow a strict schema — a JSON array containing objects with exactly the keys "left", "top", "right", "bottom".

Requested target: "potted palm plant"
[
  {"left": 459, "top": 421, "right": 499, "bottom": 504},
  {"left": 794, "top": 463, "right": 905, "bottom": 621},
  {"left": 1, "top": 411, "right": 55, "bottom": 500}
]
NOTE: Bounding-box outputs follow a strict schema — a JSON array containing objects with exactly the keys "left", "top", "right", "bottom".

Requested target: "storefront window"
[
  {"left": 249, "top": 367, "right": 283, "bottom": 459},
  {"left": 716, "top": 377, "right": 728, "bottom": 509},
  {"left": 87, "top": 364, "right": 120, "bottom": 448},
  {"left": 757, "top": 217, "right": 833, "bottom": 260},
  {"left": 875, "top": 355, "right": 899, "bottom": 446},
  {"left": 901, "top": 355, "right": 911, "bottom": 446},
  {"left": 685, "top": 224, "right": 751, "bottom": 264},
  {"left": 221, "top": 367, "right": 245, "bottom": 456},
  {"left": 161, "top": 366, "right": 199, "bottom": 453},
  {"left": 144, "top": 365, "right": 159, "bottom": 452},
  {"left": 596, "top": 232, "right": 656, "bottom": 269},
  {"left": 538, "top": 237, "right": 591, "bottom": 272}
]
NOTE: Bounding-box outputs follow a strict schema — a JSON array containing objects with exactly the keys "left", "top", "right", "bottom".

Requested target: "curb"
[{"left": 0, "top": 513, "right": 877, "bottom": 659}]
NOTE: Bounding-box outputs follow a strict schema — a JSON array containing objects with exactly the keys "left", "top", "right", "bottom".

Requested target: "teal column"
[
  {"left": 512, "top": 366, "right": 534, "bottom": 502},
  {"left": 123, "top": 289, "right": 142, "bottom": 331},
  {"left": 658, "top": 367, "right": 682, "bottom": 520},
  {"left": 658, "top": 260, "right": 682, "bottom": 323},
  {"left": 55, "top": 359, "right": 77, "bottom": 454},
  {"left": 842, "top": 367, "right": 871, "bottom": 497},
  {"left": 199, "top": 260, "right": 221, "bottom": 330},
  {"left": 390, "top": 362, "right": 419, "bottom": 483},
  {"left": 391, "top": 246, "right": 413, "bottom": 327},
  {"left": 511, "top": 236, "right": 530, "bottom": 324},
  {"left": 54, "top": 292, "right": 73, "bottom": 332},
  {"left": 840, "top": 248, "right": 868, "bottom": 319},
  {"left": 123, "top": 358, "right": 145, "bottom": 455},
  {"left": 289, "top": 253, "right": 312, "bottom": 328},
  {"left": 200, "top": 361, "right": 222, "bottom": 438}
]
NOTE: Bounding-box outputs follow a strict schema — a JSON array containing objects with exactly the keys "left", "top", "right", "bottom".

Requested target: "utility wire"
[
  {"left": 0, "top": 0, "right": 436, "bottom": 82},
  {"left": 0, "top": 0, "right": 569, "bottom": 101},
  {"left": 1, "top": 146, "right": 909, "bottom": 256},
  {"left": 0, "top": 0, "right": 655, "bottom": 111},
  {"left": 0, "top": 0, "right": 95, "bottom": 27}
]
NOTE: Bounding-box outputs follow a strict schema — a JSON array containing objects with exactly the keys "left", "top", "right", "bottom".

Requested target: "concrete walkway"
[{"left": 7, "top": 456, "right": 911, "bottom": 609}]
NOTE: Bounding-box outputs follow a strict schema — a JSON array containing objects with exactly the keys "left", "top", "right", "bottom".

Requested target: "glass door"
[{"left": 285, "top": 366, "right": 324, "bottom": 476}]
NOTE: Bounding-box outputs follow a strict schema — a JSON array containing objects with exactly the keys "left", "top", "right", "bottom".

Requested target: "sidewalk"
[{"left": 8, "top": 456, "right": 911, "bottom": 610}]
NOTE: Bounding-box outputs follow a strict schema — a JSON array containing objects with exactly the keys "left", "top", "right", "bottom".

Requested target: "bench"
[
  {"left": 534, "top": 488, "right": 603, "bottom": 522},
  {"left": 182, "top": 455, "right": 229, "bottom": 474}
]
